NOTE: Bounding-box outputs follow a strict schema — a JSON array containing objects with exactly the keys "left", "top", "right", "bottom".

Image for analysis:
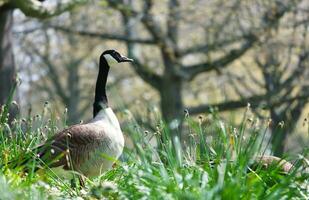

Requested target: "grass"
[{"left": 0, "top": 100, "right": 309, "bottom": 200}]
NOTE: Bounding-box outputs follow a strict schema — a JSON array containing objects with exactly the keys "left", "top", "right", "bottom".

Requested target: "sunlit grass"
[{"left": 0, "top": 99, "right": 308, "bottom": 199}]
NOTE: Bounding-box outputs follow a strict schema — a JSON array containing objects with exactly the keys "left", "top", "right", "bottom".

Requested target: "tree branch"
[
  {"left": 107, "top": 0, "right": 175, "bottom": 50},
  {"left": 50, "top": 25, "right": 156, "bottom": 44},
  {"left": 139, "top": 0, "right": 166, "bottom": 42},
  {"left": 187, "top": 93, "right": 309, "bottom": 115},
  {"left": 120, "top": 1, "right": 162, "bottom": 89},
  {"left": 167, "top": 0, "right": 179, "bottom": 44},
  {"left": 12, "top": 0, "right": 87, "bottom": 19},
  {"left": 177, "top": 36, "right": 244, "bottom": 57},
  {"left": 0, "top": 0, "right": 10, "bottom": 7},
  {"left": 281, "top": 51, "right": 309, "bottom": 91},
  {"left": 24, "top": 43, "right": 69, "bottom": 102},
  {"left": 181, "top": 34, "right": 257, "bottom": 80},
  {"left": 181, "top": 1, "right": 295, "bottom": 81},
  {"left": 130, "top": 57, "right": 162, "bottom": 89}
]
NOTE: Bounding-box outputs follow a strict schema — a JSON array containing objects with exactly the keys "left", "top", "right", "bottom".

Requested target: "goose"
[
  {"left": 250, "top": 155, "right": 294, "bottom": 173},
  {"left": 17, "top": 49, "right": 133, "bottom": 185},
  {"left": 208, "top": 155, "right": 294, "bottom": 175}
]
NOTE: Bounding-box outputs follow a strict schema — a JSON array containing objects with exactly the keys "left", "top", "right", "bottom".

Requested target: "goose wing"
[{"left": 35, "top": 124, "right": 107, "bottom": 171}]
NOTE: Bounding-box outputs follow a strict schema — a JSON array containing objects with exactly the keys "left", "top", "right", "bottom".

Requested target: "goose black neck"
[{"left": 93, "top": 56, "right": 109, "bottom": 117}]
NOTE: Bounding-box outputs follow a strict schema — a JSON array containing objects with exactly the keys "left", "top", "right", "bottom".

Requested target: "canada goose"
[
  {"left": 250, "top": 155, "right": 293, "bottom": 174},
  {"left": 207, "top": 155, "right": 294, "bottom": 174},
  {"left": 17, "top": 49, "right": 133, "bottom": 185}
]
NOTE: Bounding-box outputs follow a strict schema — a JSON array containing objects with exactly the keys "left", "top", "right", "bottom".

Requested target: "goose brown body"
[{"left": 37, "top": 108, "right": 124, "bottom": 177}]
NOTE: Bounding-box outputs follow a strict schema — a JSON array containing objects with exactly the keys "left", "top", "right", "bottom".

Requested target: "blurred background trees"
[
  {"left": 1, "top": 0, "right": 308, "bottom": 157},
  {"left": 0, "top": 0, "right": 87, "bottom": 121}
]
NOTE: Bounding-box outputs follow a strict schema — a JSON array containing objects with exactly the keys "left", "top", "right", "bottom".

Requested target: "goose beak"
[{"left": 119, "top": 55, "right": 134, "bottom": 63}]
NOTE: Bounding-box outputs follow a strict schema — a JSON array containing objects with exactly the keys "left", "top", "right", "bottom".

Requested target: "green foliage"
[{"left": 0, "top": 100, "right": 308, "bottom": 199}]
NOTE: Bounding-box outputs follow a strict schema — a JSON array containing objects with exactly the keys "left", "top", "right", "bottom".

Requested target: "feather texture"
[{"left": 34, "top": 108, "right": 124, "bottom": 177}]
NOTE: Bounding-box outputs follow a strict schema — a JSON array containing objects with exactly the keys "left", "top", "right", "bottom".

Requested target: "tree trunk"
[
  {"left": 67, "top": 63, "right": 80, "bottom": 124},
  {"left": 0, "top": 7, "right": 18, "bottom": 121},
  {"left": 270, "top": 115, "right": 288, "bottom": 157},
  {"left": 270, "top": 100, "right": 305, "bottom": 157},
  {"left": 159, "top": 75, "right": 183, "bottom": 138}
]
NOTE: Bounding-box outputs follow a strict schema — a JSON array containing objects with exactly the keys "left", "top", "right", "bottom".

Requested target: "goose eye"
[{"left": 115, "top": 52, "right": 121, "bottom": 58}]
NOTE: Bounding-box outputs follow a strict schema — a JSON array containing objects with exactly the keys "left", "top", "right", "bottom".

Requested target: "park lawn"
[{"left": 0, "top": 106, "right": 308, "bottom": 200}]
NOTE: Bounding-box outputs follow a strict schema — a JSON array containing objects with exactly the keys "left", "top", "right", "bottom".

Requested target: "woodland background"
[{"left": 0, "top": 0, "right": 309, "bottom": 157}]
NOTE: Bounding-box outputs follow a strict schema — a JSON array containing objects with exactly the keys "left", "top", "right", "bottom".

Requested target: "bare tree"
[
  {"left": 256, "top": 35, "right": 308, "bottom": 156},
  {"left": 20, "top": 30, "right": 94, "bottom": 124},
  {"left": 0, "top": 0, "right": 87, "bottom": 120},
  {"left": 53, "top": 0, "right": 305, "bottom": 134},
  {"left": 225, "top": 8, "right": 309, "bottom": 156},
  {"left": 48, "top": 1, "right": 308, "bottom": 133},
  {"left": 259, "top": 52, "right": 308, "bottom": 156},
  {"left": 16, "top": 0, "right": 309, "bottom": 155}
]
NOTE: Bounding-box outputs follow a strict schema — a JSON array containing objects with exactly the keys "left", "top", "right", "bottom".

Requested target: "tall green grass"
[
  {"left": 99, "top": 110, "right": 309, "bottom": 200},
  {"left": 0, "top": 99, "right": 308, "bottom": 199}
]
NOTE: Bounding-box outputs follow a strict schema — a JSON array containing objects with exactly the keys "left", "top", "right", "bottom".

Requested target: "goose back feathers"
[{"left": 36, "top": 108, "right": 124, "bottom": 177}]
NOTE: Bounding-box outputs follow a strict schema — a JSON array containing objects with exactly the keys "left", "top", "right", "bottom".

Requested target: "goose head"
[
  {"left": 101, "top": 49, "right": 134, "bottom": 67},
  {"left": 93, "top": 50, "right": 133, "bottom": 117}
]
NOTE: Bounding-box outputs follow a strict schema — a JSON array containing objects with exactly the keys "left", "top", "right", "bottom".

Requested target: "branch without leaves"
[
  {"left": 50, "top": 25, "right": 156, "bottom": 44},
  {"left": 181, "top": 34, "right": 257, "bottom": 81},
  {"left": 107, "top": 0, "right": 176, "bottom": 52},
  {"left": 24, "top": 43, "right": 69, "bottom": 102},
  {"left": 188, "top": 93, "right": 309, "bottom": 115},
  {"left": 180, "top": 1, "right": 295, "bottom": 81},
  {"left": 121, "top": 1, "right": 162, "bottom": 90},
  {"left": 12, "top": 0, "right": 87, "bottom": 19},
  {"left": 130, "top": 57, "right": 162, "bottom": 89},
  {"left": 176, "top": 36, "right": 245, "bottom": 57}
]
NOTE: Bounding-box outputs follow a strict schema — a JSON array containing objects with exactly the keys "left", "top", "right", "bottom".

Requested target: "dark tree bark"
[
  {"left": 270, "top": 112, "right": 292, "bottom": 157},
  {"left": 67, "top": 58, "right": 81, "bottom": 124},
  {"left": 0, "top": 6, "right": 18, "bottom": 120},
  {"left": 159, "top": 74, "right": 183, "bottom": 134},
  {"left": 270, "top": 98, "right": 307, "bottom": 156}
]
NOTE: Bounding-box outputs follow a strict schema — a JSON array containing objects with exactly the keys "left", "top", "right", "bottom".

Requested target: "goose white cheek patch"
[{"left": 103, "top": 54, "right": 118, "bottom": 67}]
